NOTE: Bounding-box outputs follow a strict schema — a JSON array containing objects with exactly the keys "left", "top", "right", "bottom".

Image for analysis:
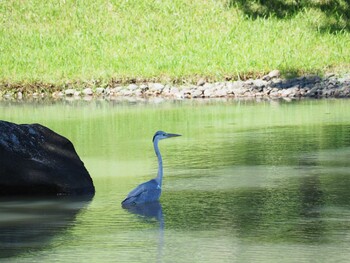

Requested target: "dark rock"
[{"left": 0, "top": 121, "right": 95, "bottom": 196}]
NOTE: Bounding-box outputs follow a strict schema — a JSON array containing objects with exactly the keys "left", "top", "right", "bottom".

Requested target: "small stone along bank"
[{"left": 5, "top": 71, "right": 350, "bottom": 100}]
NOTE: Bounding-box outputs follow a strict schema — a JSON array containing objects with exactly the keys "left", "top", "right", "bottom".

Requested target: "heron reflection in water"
[
  {"left": 124, "top": 201, "right": 165, "bottom": 263},
  {"left": 122, "top": 131, "right": 181, "bottom": 207}
]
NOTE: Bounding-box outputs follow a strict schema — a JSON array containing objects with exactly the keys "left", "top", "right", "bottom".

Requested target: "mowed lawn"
[{"left": 0, "top": 0, "right": 349, "bottom": 84}]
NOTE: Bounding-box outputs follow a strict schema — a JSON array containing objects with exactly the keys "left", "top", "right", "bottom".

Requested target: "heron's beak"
[{"left": 166, "top": 133, "right": 181, "bottom": 138}]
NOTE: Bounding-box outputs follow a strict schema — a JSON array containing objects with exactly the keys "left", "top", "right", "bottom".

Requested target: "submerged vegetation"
[{"left": 0, "top": 0, "right": 349, "bottom": 87}]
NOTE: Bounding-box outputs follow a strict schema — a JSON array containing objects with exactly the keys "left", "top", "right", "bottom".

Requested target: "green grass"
[{"left": 0, "top": 0, "right": 349, "bottom": 85}]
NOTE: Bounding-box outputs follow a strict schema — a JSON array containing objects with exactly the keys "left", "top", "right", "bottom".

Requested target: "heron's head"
[{"left": 152, "top": 130, "right": 181, "bottom": 142}]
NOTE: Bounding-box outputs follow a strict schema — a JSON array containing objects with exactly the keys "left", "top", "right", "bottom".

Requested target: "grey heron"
[{"left": 121, "top": 131, "right": 181, "bottom": 207}]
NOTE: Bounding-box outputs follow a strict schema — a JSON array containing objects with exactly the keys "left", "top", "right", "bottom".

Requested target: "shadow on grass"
[{"left": 227, "top": 0, "right": 350, "bottom": 33}]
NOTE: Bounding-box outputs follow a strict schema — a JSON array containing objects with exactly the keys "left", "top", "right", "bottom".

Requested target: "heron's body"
[
  {"left": 121, "top": 131, "right": 180, "bottom": 207},
  {"left": 122, "top": 179, "right": 161, "bottom": 206}
]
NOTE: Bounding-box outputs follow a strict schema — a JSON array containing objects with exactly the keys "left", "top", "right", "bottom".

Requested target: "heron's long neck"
[{"left": 154, "top": 139, "right": 163, "bottom": 186}]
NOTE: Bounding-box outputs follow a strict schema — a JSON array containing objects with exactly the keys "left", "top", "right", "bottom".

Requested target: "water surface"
[{"left": 1, "top": 99, "right": 350, "bottom": 262}]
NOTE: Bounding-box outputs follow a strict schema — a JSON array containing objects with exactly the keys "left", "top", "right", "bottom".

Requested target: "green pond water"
[{"left": 1, "top": 99, "right": 350, "bottom": 262}]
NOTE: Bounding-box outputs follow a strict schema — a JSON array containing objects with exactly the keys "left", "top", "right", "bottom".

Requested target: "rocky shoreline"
[{"left": 2, "top": 71, "right": 350, "bottom": 101}]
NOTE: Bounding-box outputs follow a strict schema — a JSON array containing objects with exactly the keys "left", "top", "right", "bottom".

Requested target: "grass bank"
[{"left": 0, "top": 0, "right": 349, "bottom": 86}]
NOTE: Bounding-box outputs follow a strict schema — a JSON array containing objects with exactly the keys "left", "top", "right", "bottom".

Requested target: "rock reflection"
[{"left": 0, "top": 195, "right": 93, "bottom": 259}]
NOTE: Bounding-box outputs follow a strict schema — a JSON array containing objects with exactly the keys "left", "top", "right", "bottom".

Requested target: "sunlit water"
[{"left": 1, "top": 99, "right": 350, "bottom": 262}]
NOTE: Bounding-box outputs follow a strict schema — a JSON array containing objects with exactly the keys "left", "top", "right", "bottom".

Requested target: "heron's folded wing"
[
  {"left": 125, "top": 182, "right": 147, "bottom": 199},
  {"left": 122, "top": 179, "right": 159, "bottom": 206}
]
